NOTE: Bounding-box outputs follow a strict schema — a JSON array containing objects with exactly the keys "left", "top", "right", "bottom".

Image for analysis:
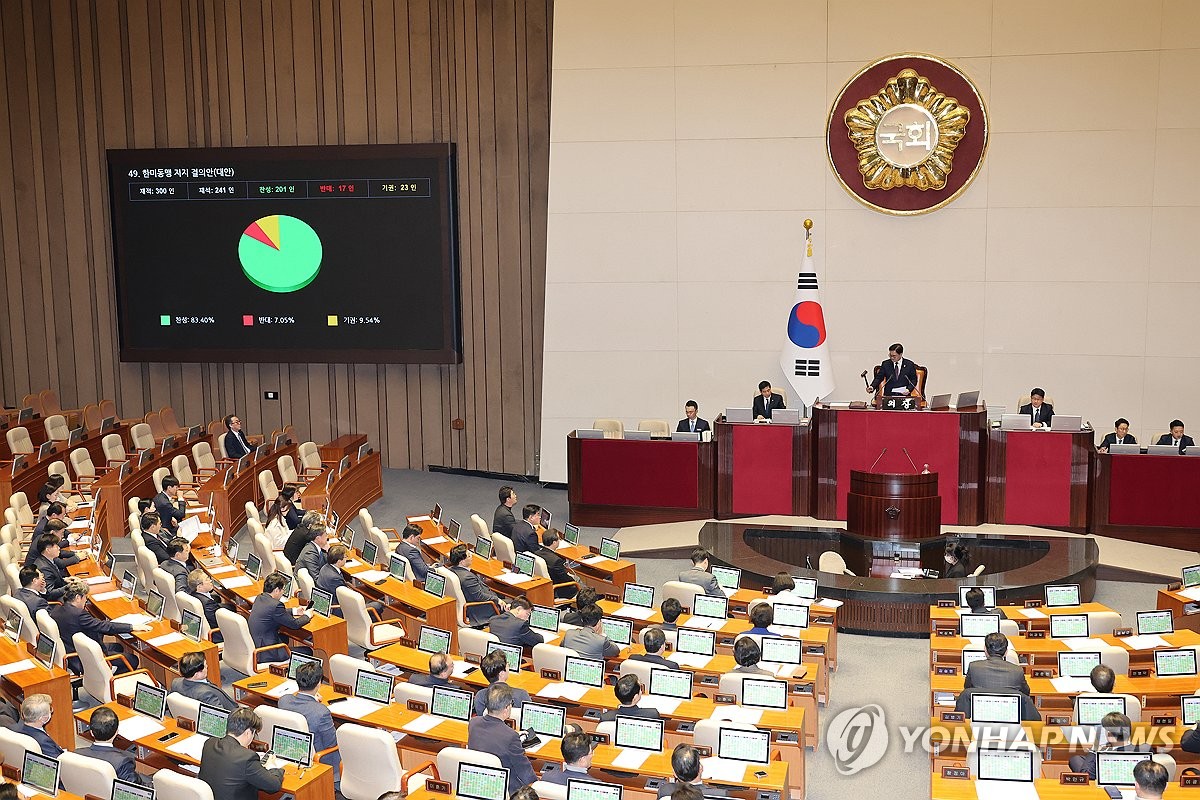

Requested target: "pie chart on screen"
[{"left": 238, "top": 214, "right": 323, "bottom": 293}]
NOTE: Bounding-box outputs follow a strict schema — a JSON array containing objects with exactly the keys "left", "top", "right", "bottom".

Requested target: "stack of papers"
[
  {"left": 639, "top": 696, "right": 683, "bottom": 715},
  {"left": 91, "top": 590, "right": 125, "bottom": 602},
  {"left": 85, "top": 575, "right": 110, "bottom": 585},
  {"left": 329, "top": 697, "right": 386, "bottom": 719},
  {"left": 1018, "top": 607, "right": 1047, "bottom": 619},
  {"left": 148, "top": 632, "right": 186, "bottom": 647},
  {"left": 113, "top": 613, "right": 154, "bottom": 626},
  {"left": 1049, "top": 676, "right": 1095, "bottom": 693},
  {"left": 402, "top": 714, "right": 444, "bottom": 734},
  {"left": 424, "top": 536, "right": 448, "bottom": 546},
  {"left": 700, "top": 757, "right": 748, "bottom": 782},
  {"left": 266, "top": 679, "right": 298, "bottom": 698},
  {"left": 0, "top": 660, "right": 35, "bottom": 676},
  {"left": 167, "top": 734, "right": 209, "bottom": 761},
  {"left": 709, "top": 706, "right": 763, "bottom": 724},
  {"left": 767, "top": 625, "right": 803, "bottom": 638},
  {"left": 816, "top": 597, "right": 843, "bottom": 608},
  {"left": 495, "top": 572, "right": 533, "bottom": 585},
  {"left": 610, "top": 605, "right": 655, "bottom": 620},
  {"left": 579, "top": 555, "right": 610, "bottom": 565},
  {"left": 208, "top": 564, "right": 238, "bottom": 575},
  {"left": 538, "top": 682, "right": 590, "bottom": 701},
  {"left": 355, "top": 570, "right": 388, "bottom": 582},
  {"left": 610, "top": 749, "right": 652, "bottom": 769},
  {"left": 451, "top": 661, "right": 478, "bottom": 678},
  {"left": 671, "top": 653, "right": 713, "bottom": 669},
  {"left": 1120, "top": 634, "right": 1169, "bottom": 649},
  {"left": 68, "top": 519, "right": 91, "bottom": 530},
  {"left": 721, "top": 587, "right": 737, "bottom": 598},
  {"left": 1177, "top": 587, "right": 1200, "bottom": 602},
  {"left": 1065, "top": 637, "right": 1110, "bottom": 652},
  {"left": 219, "top": 576, "right": 254, "bottom": 589},
  {"left": 771, "top": 664, "right": 801, "bottom": 679},
  {"left": 343, "top": 559, "right": 362, "bottom": 569},
  {"left": 117, "top": 715, "right": 164, "bottom": 741}
]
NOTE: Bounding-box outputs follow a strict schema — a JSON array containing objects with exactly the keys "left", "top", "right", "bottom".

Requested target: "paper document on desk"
[
  {"left": 681, "top": 617, "right": 725, "bottom": 631},
  {"left": 709, "top": 706, "right": 763, "bottom": 724},
  {"left": 1050, "top": 677, "right": 1094, "bottom": 693},
  {"left": 329, "top": 697, "right": 386, "bottom": 719},
  {"left": 671, "top": 653, "right": 713, "bottom": 669},
  {"left": 402, "top": 714, "right": 444, "bottom": 734},
  {"left": 1017, "top": 608, "right": 1047, "bottom": 619},
  {"left": 208, "top": 564, "right": 238, "bottom": 575},
  {"left": 266, "top": 679, "right": 298, "bottom": 698},
  {"left": 343, "top": 559, "right": 362, "bottom": 569},
  {"left": 219, "top": 576, "right": 254, "bottom": 589},
  {"left": 167, "top": 734, "right": 208, "bottom": 761},
  {"left": 1065, "top": 637, "right": 1110, "bottom": 652},
  {"left": 92, "top": 590, "right": 125, "bottom": 602},
  {"left": 1178, "top": 587, "right": 1200, "bottom": 602},
  {"left": 700, "top": 758, "right": 748, "bottom": 783},
  {"left": 0, "top": 660, "right": 35, "bottom": 677},
  {"left": 451, "top": 660, "right": 478, "bottom": 678},
  {"left": 68, "top": 519, "right": 90, "bottom": 530},
  {"left": 610, "top": 749, "right": 652, "bottom": 770},
  {"left": 771, "top": 664, "right": 801, "bottom": 679},
  {"left": 117, "top": 715, "right": 164, "bottom": 741},
  {"left": 424, "top": 536, "right": 448, "bottom": 546},
  {"left": 639, "top": 696, "right": 683, "bottom": 715},
  {"left": 148, "top": 632, "right": 186, "bottom": 647},
  {"left": 767, "top": 625, "right": 803, "bottom": 638},
  {"left": 973, "top": 780, "right": 1039, "bottom": 800},
  {"left": 579, "top": 554, "right": 610, "bottom": 565},
  {"left": 495, "top": 572, "right": 533, "bottom": 585},
  {"left": 721, "top": 587, "right": 737, "bottom": 598},
  {"left": 355, "top": 570, "right": 388, "bottom": 583},
  {"left": 816, "top": 597, "right": 844, "bottom": 608},
  {"left": 85, "top": 575, "right": 110, "bottom": 585},
  {"left": 113, "top": 613, "right": 154, "bottom": 626},
  {"left": 610, "top": 605, "right": 655, "bottom": 620},
  {"left": 1121, "top": 634, "right": 1169, "bottom": 650}
]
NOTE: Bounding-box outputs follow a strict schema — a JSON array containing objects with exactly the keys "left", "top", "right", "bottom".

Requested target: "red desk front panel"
[{"left": 985, "top": 430, "right": 1090, "bottom": 529}]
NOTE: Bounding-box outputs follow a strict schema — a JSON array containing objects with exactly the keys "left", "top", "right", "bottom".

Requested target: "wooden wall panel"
[{"left": 0, "top": 0, "right": 550, "bottom": 475}]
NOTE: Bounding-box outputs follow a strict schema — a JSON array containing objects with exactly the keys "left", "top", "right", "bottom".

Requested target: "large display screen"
[{"left": 107, "top": 144, "right": 460, "bottom": 363}]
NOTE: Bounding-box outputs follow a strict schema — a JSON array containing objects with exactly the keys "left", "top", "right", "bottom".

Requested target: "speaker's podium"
[{"left": 846, "top": 469, "right": 940, "bottom": 540}]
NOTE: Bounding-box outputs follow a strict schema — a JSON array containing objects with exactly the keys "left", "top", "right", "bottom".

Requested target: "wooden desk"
[
  {"left": 1092, "top": 452, "right": 1200, "bottom": 548},
  {"left": 715, "top": 421, "right": 811, "bottom": 519},
  {"left": 0, "top": 424, "right": 131, "bottom": 519},
  {"left": 413, "top": 519, "right": 554, "bottom": 607},
  {"left": 301, "top": 451, "right": 384, "bottom": 524},
  {"left": 927, "top": 602, "right": 1119, "bottom": 635},
  {"left": 1158, "top": 588, "right": 1200, "bottom": 634},
  {"left": 341, "top": 555, "right": 460, "bottom": 652},
  {"left": 986, "top": 429, "right": 1092, "bottom": 529},
  {"left": 0, "top": 637, "right": 74, "bottom": 749},
  {"left": 319, "top": 434, "right": 367, "bottom": 462},
  {"left": 75, "top": 702, "right": 333, "bottom": 800},
  {"left": 93, "top": 436, "right": 198, "bottom": 554}
]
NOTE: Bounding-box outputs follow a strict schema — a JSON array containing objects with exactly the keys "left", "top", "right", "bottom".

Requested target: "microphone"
[
  {"left": 868, "top": 447, "right": 887, "bottom": 472},
  {"left": 902, "top": 447, "right": 919, "bottom": 472}
]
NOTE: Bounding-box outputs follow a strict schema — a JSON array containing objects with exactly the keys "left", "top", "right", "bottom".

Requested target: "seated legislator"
[
  {"left": 1097, "top": 418, "right": 1137, "bottom": 452},
  {"left": 511, "top": 504, "right": 542, "bottom": 555},
  {"left": 1067, "top": 712, "right": 1149, "bottom": 779},
  {"left": 628, "top": 627, "right": 679, "bottom": 670},
  {"left": 140, "top": 512, "right": 173, "bottom": 564},
  {"left": 658, "top": 597, "right": 682, "bottom": 631},
  {"left": 51, "top": 577, "right": 148, "bottom": 673},
  {"left": 294, "top": 523, "right": 330, "bottom": 584},
  {"left": 955, "top": 686, "right": 1040, "bottom": 721},
  {"left": 1133, "top": 761, "right": 1168, "bottom": 800},
  {"left": 942, "top": 541, "right": 971, "bottom": 579},
  {"left": 467, "top": 683, "right": 538, "bottom": 794},
  {"left": 76, "top": 706, "right": 151, "bottom": 786},
  {"left": 263, "top": 487, "right": 300, "bottom": 549},
  {"left": 964, "top": 587, "right": 1006, "bottom": 618},
  {"left": 472, "top": 650, "right": 531, "bottom": 717},
  {"left": 676, "top": 400, "right": 710, "bottom": 434},
  {"left": 317, "top": 544, "right": 384, "bottom": 617},
  {"left": 411, "top": 653, "right": 454, "bottom": 688},
  {"left": 1019, "top": 388, "right": 1054, "bottom": 428},
  {"left": 731, "top": 637, "right": 772, "bottom": 676},
  {"left": 1156, "top": 419, "right": 1195, "bottom": 452},
  {"left": 752, "top": 381, "right": 785, "bottom": 420},
  {"left": 17, "top": 566, "right": 50, "bottom": 617},
  {"left": 1089, "top": 664, "right": 1116, "bottom": 694},
  {"left": 600, "top": 674, "right": 662, "bottom": 722},
  {"left": 153, "top": 477, "right": 188, "bottom": 538},
  {"left": 161, "top": 538, "right": 191, "bottom": 593},
  {"left": 963, "top": 633, "right": 1028, "bottom": 694},
  {"left": 448, "top": 544, "right": 507, "bottom": 624},
  {"left": 198, "top": 707, "right": 285, "bottom": 800},
  {"left": 249, "top": 572, "right": 312, "bottom": 661},
  {"left": 170, "top": 652, "right": 239, "bottom": 711},
  {"left": 489, "top": 597, "right": 544, "bottom": 650},
  {"left": 561, "top": 605, "right": 620, "bottom": 659},
  {"left": 678, "top": 547, "right": 723, "bottom": 598},
  {"left": 493, "top": 486, "right": 519, "bottom": 539},
  {"left": 767, "top": 572, "right": 805, "bottom": 606},
  {"left": 222, "top": 413, "right": 255, "bottom": 460},
  {"left": 24, "top": 519, "right": 82, "bottom": 571},
  {"left": 15, "top": 694, "right": 63, "bottom": 758},
  {"left": 867, "top": 343, "right": 918, "bottom": 396},
  {"left": 395, "top": 523, "right": 433, "bottom": 583},
  {"left": 186, "top": 569, "right": 234, "bottom": 641},
  {"left": 31, "top": 533, "right": 69, "bottom": 601},
  {"left": 30, "top": 501, "right": 67, "bottom": 543},
  {"left": 537, "top": 528, "right": 578, "bottom": 599},
  {"left": 540, "top": 728, "right": 597, "bottom": 785},
  {"left": 283, "top": 510, "right": 325, "bottom": 565},
  {"left": 278, "top": 661, "right": 340, "bottom": 789},
  {"left": 655, "top": 744, "right": 727, "bottom": 799},
  {"left": 561, "top": 586, "right": 600, "bottom": 627},
  {"left": 744, "top": 603, "right": 774, "bottom": 636}
]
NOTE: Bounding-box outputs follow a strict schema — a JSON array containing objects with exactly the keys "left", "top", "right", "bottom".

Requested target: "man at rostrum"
[
  {"left": 1019, "top": 388, "right": 1054, "bottom": 429},
  {"left": 676, "top": 401, "right": 710, "bottom": 434},
  {"left": 867, "top": 343, "right": 918, "bottom": 397},
  {"left": 198, "top": 707, "right": 285, "bottom": 800}
]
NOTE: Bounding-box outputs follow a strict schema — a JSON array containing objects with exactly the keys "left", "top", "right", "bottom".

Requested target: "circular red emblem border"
[{"left": 826, "top": 53, "right": 989, "bottom": 216}]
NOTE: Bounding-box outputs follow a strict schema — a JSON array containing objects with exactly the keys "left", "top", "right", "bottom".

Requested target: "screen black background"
[{"left": 108, "top": 144, "right": 459, "bottom": 363}]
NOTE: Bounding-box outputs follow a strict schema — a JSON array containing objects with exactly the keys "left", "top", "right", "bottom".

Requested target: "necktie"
[
  {"left": 894, "top": 362, "right": 900, "bottom": 379},
  {"left": 690, "top": 421, "right": 695, "bottom": 432},
  {"left": 1033, "top": 408, "right": 1039, "bottom": 423},
  {"left": 1175, "top": 439, "right": 1181, "bottom": 447}
]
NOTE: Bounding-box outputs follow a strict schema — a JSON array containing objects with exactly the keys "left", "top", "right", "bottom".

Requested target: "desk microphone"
[
  {"left": 902, "top": 448, "right": 919, "bottom": 472},
  {"left": 868, "top": 448, "right": 887, "bottom": 472}
]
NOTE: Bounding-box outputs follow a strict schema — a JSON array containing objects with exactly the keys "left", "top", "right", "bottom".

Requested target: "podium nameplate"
[{"left": 881, "top": 396, "right": 919, "bottom": 411}]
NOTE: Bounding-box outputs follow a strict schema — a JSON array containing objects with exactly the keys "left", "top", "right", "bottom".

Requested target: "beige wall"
[{"left": 539, "top": 0, "right": 1200, "bottom": 482}]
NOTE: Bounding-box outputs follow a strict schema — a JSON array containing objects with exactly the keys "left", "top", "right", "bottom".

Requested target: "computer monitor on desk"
[
  {"left": 954, "top": 390, "right": 981, "bottom": 409},
  {"left": 1051, "top": 415, "right": 1082, "bottom": 432},
  {"left": 1147, "top": 444, "right": 1184, "bottom": 456},
  {"left": 574, "top": 429, "right": 604, "bottom": 439},
  {"left": 671, "top": 431, "right": 700, "bottom": 442},
  {"left": 928, "top": 394, "right": 952, "bottom": 410}
]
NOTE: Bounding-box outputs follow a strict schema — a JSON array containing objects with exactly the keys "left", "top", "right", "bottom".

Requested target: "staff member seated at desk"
[
  {"left": 467, "top": 684, "right": 538, "bottom": 795},
  {"left": 753, "top": 381, "right": 785, "bottom": 420},
  {"left": 1098, "top": 418, "right": 1137, "bottom": 452},
  {"left": 170, "top": 652, "right": 239, "bottom": 711},
  {"left": 943, "top": 541, "right": 971, "bottom": 579},
  {"left": 1156, "top": 419, "right": 1195, "bottom": 452},
  {"left": 249, "top": 572, "right": 312, "bottom": 661},
  {"left": 1019, "top": 388, "right": 1054, "bottom": 428},
  {"left": 676, "top": 400, "right": 710, "bottom": 434},
  {"left": 222, "top": 413, "right": 256, "bottom": 460},
  {"left": 1068, "top": 712, "right": 1150, "bottom": 779},
  {"left": 600, "top": 675, "right": 662, "bottom": 722},
  {"left": 77, "top": 706, "right": 151, "bottom": 786},
  {"left": 198, "top": 707, "right": 285, "bottom": 800},
  {"left": 867, "top": 343, "right": 918, "bottom": 396}
]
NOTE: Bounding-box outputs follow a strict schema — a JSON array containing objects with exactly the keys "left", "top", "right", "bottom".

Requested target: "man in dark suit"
[
  {"left": 1067, "top": 712, "right": 1149, "bottom": 778},
  {"left": 169, "top": 652, "right": 238, "bottom": 711},
  {"left": 539, "top": 729, "right": 596, "bottom": 786},
  {"left": 282, "top": 510, "right": 323, "bottom": 565},
  {"left": 161, "top": 538, "right": 191, "bottom": 593},
  {"left": 221, "top": 414, "right": 255, "bottom": 460},
  {"left": 677, "top": 547, "right": 724, "bottom": 598},
  {"left": 537, "top": 529, "right": 577, "bottom": 599},
  {"left": 492, "top": 486, "right": 518, "bottom": 538},
  {"left": 278, "top": 661, "right": 340, "bottom": 789},
  {"left": 185, "top": 570, "right": 232, "bottom": 637},
  {"left": 23, "top": 519, "right": 81, "bottom": 571},
  {"left": 30, "top": 502, "right": 66, "bottom": 542},
  {"left": 411, "top": 653, "right": 455, "bottom": 688},
  {"left": 1156, "top": 419, "right": 1195, "bottom": 452},
  {"left": 14, "top": 694, "right": 62, "bottom": 758},
  {"left": 561, "top": 605, "right": 620, "bottom": 659},
  {"left": 752, "top": 381, "right": 786, "bottom": 420},
  {"left": 1019, "top": 388, "right": 1055, "bottom": 429},
  {"left": 17, "top": 566, "right": 49, "bottom": 617},
  {"left": 448, "top": 544, "right": 505, "bottom": 625},
  {"left": 600, "top": 675, "right": 663, "bottom": 722},
  {"left": 1098, "top": 418, "right": 1137, "bottom": 452},
  {"left": 139, "top": 512, "right": 172, "bottom": 564},
  {"left": 471, "top": 650, "right": 531, "bottom": 717},
  {"left": 867, "top": 342, "right": 919, "bottom": 397},
  {"left": 963, "top": 632, "right": 1029, "bottom": 694},
  {"left": 153, "top": 477, "right": 187, "bottom": 537},
  {"left": 249, "top": 573, "right": 311, "bottom": 662},
  {"left": 511, "top": 504, "right": 541, "bottom": 554},
  {"left": 676, "top": 401, "right": 711, "bottom": 434},
  {"left": 76, "top": 706, "right": 151, "bottom": 785},
  {"left": 317, "top": 545, "right": 383, "bottom": 617},
  {"left": 466, "top": 684, "right": 538, "bottom": 795},
  {"left": 488, "top": 597, "right": 544, "bottom": 649},
  {"left": 395, "top": 523, "right": 432, "bottom": 582},
  {"left": 31, "top": 533, "right": 69, "bottom": 602},
  {"left": 629, "top": 627, "right": 680, "bottom": 670},
  {"left": 198, "top": 707, "right": 285, "bottom": 800},
  {"left": 293, "top": 524, "right": 329, "bottom": 584},
  {"left": 655, "top": 743, "right": 727, "bottom": 799},
  {"left": 51, "top": 579, "right": 148, "bottom": 673}
]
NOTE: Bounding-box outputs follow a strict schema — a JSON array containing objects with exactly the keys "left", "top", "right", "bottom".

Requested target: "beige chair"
[
  {"left": 617, "top": 658, "right": 655, "bottom": 687},
  {"left": 660, "top": 580, "right": 701, "bottom": 612},
  {"left": 245, "top": 501, "right": 262, "bottom": 525},
  {"left": 151, "top": 466, "right": 171, "bottom": 494},
  {"left": 971, "top": 564, "right": 986, "bottom": 577},
  {"left": 297, "top": 442, "right": 324, "bottom": 477},
  {"left": 130, "top": 423, "right": 155, "bottom": 450},
  {"left": 458, "top": 628, "right": 499, "bottom": 662},
  {"left": 437, "top": 565, "right": 500, "bottom": 628},
  {"left": 294, "top": 568, "right": 315, "bottom": 602},
  {"left": 637, "top": 419, "right": 671, "bottom": 436},
  {"left": 359, "top": 508, "right": 399, "bottom": 539},
  {"left": 216, "top": 607, "right": 287, "bottom": 674},
  {"left": 1097, "top": 646, "right": 1130, "bottom": 675},
  {"left": 258, "top": 469, "right": 280, "bottom": 504},
  {"left": 74, "top": 633, "right": 150, "bottom": 704},
  {"left": 365, "top": 526, "right": 394, "bottom": 565},
  {"left": 153, "top": 769, "right": 214, "bottom": 800},
  {"left": 69, "top": 447, "right": 99, "bottom": 488},
  {"left": 437, "top": 747, "right": 502, "bottom": 794},
  {"left": 392, "top": 682, "right": 434, "bottom": 710},
  {"left": 255, "top": 704, "right": 310, "bottom": 753},
  {"left": 273, "top": 551, "right": 294, "bottom": 578},
  {"left": 0, "top": 726, "right": 43, "bottom": 762},
  {"left": 251, "top": 528, "right": 277, "bottom": 575},
  {"left": 102, "top": 433, "right": 128, "bottom": 465},
  {"left": 819, "top": 551, "right": 855, "bottom": 576},
  {"left": 470, "top": 514, "right": 492, "bottom": 541},
  {"left": 1086, "top": 611, "right": 1123, "bottom": 636},
  {"left": 166, "top": 691, "right": 201, "bottom": 722},
  {"left": 43, "top": 414, "right": 70, "bottom": 442},
  {"left": 47, "top": 461, "right": 73, "bottom": 496},
  {"left": 174, "top": 591, "right": 215, "bottom": 641},
  {"left": 329, "top": 653, "right": 376, "bottom": 687},
  {"left": 531, "top": 643, "right": 579, "bottom": 677},
  {"left": 59, "top": 750, "right": 118, "bottom": 798},
  {"left": 151, "top": 567, "right": 182, "bottom": 622},
  {"left": 5, "top": 427, "right": 33, "bottom": 455},
  {"left": 593, "top": 419, "right": 624, "bottom": 439},
  {"left": 172, "top": 454, "right": 201, "bottom": 487},
  {"left": 191, "top": 440, "right": 220, "bottom": 474},
  {"left": 1156, "top": 752, "right": 1178, "bottom": 781},
  {"left": 491, "top": 532, "right": 517, "bottom": 565},
  {"left": 692, "top": 718, "right": 759, "bottom": 752},
  {"left": 336, "top": 723, "right": 431, "bottom": 800},
  {"left": 532, "top": 552, "right": 578, "bottom": 603},
  {"left": 135, "top": 545, "right": 158, "bottom": 597},
  {"left": 277, "top": 454, "right": 299, "bottom": 485},
  {"left": 35, "top": 609, "right": 72, "bottom": 669},
  {"left": 337, "top": 586, "right": 404, "bottom": 650}
]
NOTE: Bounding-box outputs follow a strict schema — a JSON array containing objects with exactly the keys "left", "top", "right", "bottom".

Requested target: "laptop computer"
[
  {"left": 1000, "top": 414, "right": 1031, "bottom": 431},
  {"left": 1108, "top": 443, "right": 1141, "bottom": 454},
  {"left": 772, "top": 409, "right": 801, "bottom": 425},
  {"left": 623, "top": 430, "right": 651, "bottom": 441},
  {"left": 724, "top": 408, "right": 753, "bottom": 423},
  {"left": 1147, "top": 444, "right": 1183, "bottom": 456},
  {"left": 928, "top": 394, "right": 952, "bottom": 411},
  {"left": 954, "top": 390, "right": 981, "bottom": 409},
  {"left": 1051, "top": 415, "right": 1082, "bottom": 432}
]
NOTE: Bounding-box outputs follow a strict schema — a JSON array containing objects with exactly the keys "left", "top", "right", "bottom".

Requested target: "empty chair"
[
  {"left": 660, "top": 580, "right": 701, "bottom": 612},
  {"left": 819, "top": 551, "right": 855, "bottom": 576},
  {"left": 470, "top": 514, "right": 492, "bottom": 540},
  {"left": 191, "top": 440, "right": 219, "bottom": 474},
  {"left": 129, "top": 423, "right": 155, "bottom": 451},
  {"left": 58, "top": 751, "right": 118, "bottom": 798},
  {"left": 593, "top": 419, "right": 624, "bottom": 439},
  {"left": 70, "top": 447, "right": 102, "bottom": 488},
  {"left": 277, "top": 454, "right": 299, "bottom": 485},
  {"left": 102, "top": 433, "right": 128, "bottom": 464},
  {"left": 491, "top": 532, "right": 516, "bottom": 565},
  {"left": 336, "top": 723, "right": 430, "bottom": 800},
  {"left": 971, "top": 564, "right": 986, "bottom": 577},
  {"left": 1097, "top": 646, "right": 1130, "bottom": 675},
  {"left": 98, "top": 399, "right": 119, "bottom": 423},
  {"left": 531, "top": 643, "right": 579, "bottom": 677},
  {"left": 436, "top": 747, "right": 502, "bottom": 793},
  {"left": 21, "top": 393, "right": 43, "bottom": 416},
  {"left": 637, "top": 419, "right": 670, "bottom": 436},
  {"left": 172, "top": 454, "right": 201, "bottom": 486},
  {"left": 159, "top": 406, "right": 188, "bottom": 436},
  {"left": 74, "top": 633, "right": 151, "bottom": 705},
  {"left": 153, "top": 769, "right": 214, "bottom": 800},
  {"left": 37, "top": 390, "right": 69, "bottom": 419},
  {"left": 297, "top": 441, "right": 324, "bottom": 476},
  {"left": 458, "top": 628, "right": 499, "bottom": 662},
  {"left": 145, "top": 411, "right": 167, "bottom": 440},
  {"left": 251, "top": 529, "right": 277, "bottom": 574},
  {"left": 294, "top": 568, "right": 315, "bottom": 602},
  {"left": 365, "top": 526, "right": 393, "bottom": 565},
  {"left": 5, "top": 427, "right": 34, "bottom": 455},
  {"left": 258, "top": 469, "right": 280, "bottom": 504},
  {"left": 166, "top": 691, "right": 201, "bottom": 722},
  {"left": 392, "top": 683, "right": 434, "bottom": 710},
  {"left": 358, "top": 508, "right": 398, "bottom": 538},
  {"left": 618, "top": 658, "right": 654, "bottom": 687},
  {"left": 81, "top": 403, "right": 103, "bottom": 432},
  {"left": 43, "top": 415, "right": 70, "bottom": 442},
  {"left": 337, "top": 586, "right": 404, "bottom": 650},
  {"left": 1086, "top": 611, "right": 1123, "bottom": 636},
  {"left": 329, "top": 654, "right": 376, "bottom": 687},
  {"left": 245, "top": 500, "right": 262, "bottom": 524},
  {"left": 36, "top": 608, "right": 71, "bottom": 669},
  {"left": 216, "top": 608, "right": 287, "bottom": 675}
]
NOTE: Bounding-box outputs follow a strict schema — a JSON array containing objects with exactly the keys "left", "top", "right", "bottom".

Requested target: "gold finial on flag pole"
[{"left": 804, "top": 218, "right": 813, "bottom": 257}]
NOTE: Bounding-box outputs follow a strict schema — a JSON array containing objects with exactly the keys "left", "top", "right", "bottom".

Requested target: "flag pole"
[{"left": 804, "top": 218, "right": 813, "bottom": 256}]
